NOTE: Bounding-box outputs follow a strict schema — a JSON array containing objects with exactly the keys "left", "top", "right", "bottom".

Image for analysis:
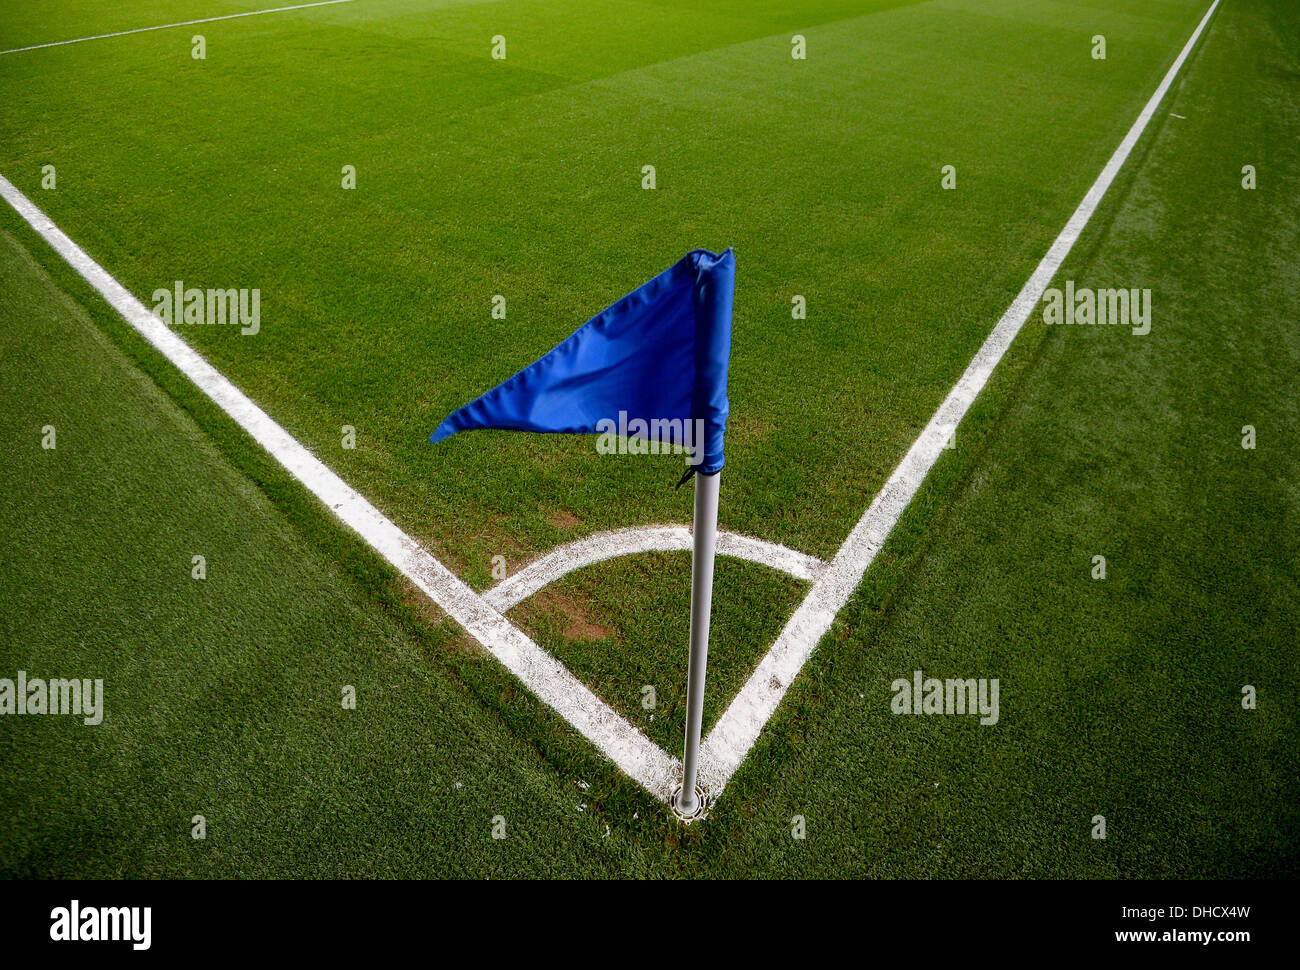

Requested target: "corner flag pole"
[{"left": 677, "top": 467, "right": 720, "bottom": 818}]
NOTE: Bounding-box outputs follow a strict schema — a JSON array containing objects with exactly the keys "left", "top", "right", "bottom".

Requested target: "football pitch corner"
[{"left": 0, "top": 0, "right": 1296, "bottom": 902}]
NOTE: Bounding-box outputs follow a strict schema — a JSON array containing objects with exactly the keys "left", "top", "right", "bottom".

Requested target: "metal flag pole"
[{"left": 675, "top": 467, "right": 720, "bottom": 819}]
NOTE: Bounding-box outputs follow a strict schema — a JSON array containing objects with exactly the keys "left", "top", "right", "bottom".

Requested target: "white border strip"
[
  {"left": 696, "top": 0, "right": 1221, "bottom": 795},
  {"left": 0, "top": 173, "right": 681, "bottom": 801},
  {"left": 484, "top": 526, "right": 825, "bottom": 612},
  {"left": 0, "top": 0, "right": 356, "bottom": 56}
]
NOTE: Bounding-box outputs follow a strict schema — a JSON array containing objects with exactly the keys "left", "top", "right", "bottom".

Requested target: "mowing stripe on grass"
[
  {"left": 0, "top": 0, "right": 355, "bottom": 56},
  {"left": 696, "top": 0, "right": 1222, "bottom": 796},
  {"left": 0, "top": 172, "right": 682, "bottom": 802}
]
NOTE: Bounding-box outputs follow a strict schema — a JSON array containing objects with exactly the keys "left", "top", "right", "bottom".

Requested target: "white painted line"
[
  {"left": 0, "top": 0, "right": 356, "bottom": 56},
  {"left": 696, "top": 0, "right": 1222, "bottom": 797},
  {"left": 484, "top": 526, "right": 825, "bottom": 612},
  {"left": 0, "top": 172, "right": 681, "bottom": 802},
  {"left": 716, "top": 530, "right": 825, "bottom": 583}
]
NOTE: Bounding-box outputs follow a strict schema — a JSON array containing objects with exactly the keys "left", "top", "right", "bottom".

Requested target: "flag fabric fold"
[{"left": 430, "top": 248, "right": 734, "bottom": 474}]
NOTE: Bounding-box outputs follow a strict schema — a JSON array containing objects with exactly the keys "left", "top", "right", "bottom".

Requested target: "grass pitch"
[{"left": 1, "top": 0, "right": 1296, "bottom": 877}]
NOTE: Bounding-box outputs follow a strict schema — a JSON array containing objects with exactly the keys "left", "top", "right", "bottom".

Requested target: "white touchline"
[
  {"left": 696, "top": 0, "right": 1221, "bottom": 796},
  {"left": 0, "top": 173, "right": 681, "bottom": 803},
  {"left": 0, "top": 0, "right": 1218, "bottom": 811},
  {"left": 0, "top": 0, "right": 356, "bottom": 56}
]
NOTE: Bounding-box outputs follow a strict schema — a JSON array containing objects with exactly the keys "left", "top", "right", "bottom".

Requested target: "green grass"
[
  {"left": 699, "top": 0, "right": 1299, "bottom": 877},
  {"left": 1, "top": 0, "right": 1296, "bottom": 877},
  {"left": 0, "top": 225, "right": 647, "bottom": 877},
  {"left": 0, "top": 0, "right": 1212, "bottom": 565}
]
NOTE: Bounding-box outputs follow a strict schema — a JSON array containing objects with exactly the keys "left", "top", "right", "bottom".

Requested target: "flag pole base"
[{"left": 669, "top": 785, "right": 708, "bottom": 824}]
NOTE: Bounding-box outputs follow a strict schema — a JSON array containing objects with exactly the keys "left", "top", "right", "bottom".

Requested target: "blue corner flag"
[{"left": 430, "top": 249, "right": 734, "bottom": 474}]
